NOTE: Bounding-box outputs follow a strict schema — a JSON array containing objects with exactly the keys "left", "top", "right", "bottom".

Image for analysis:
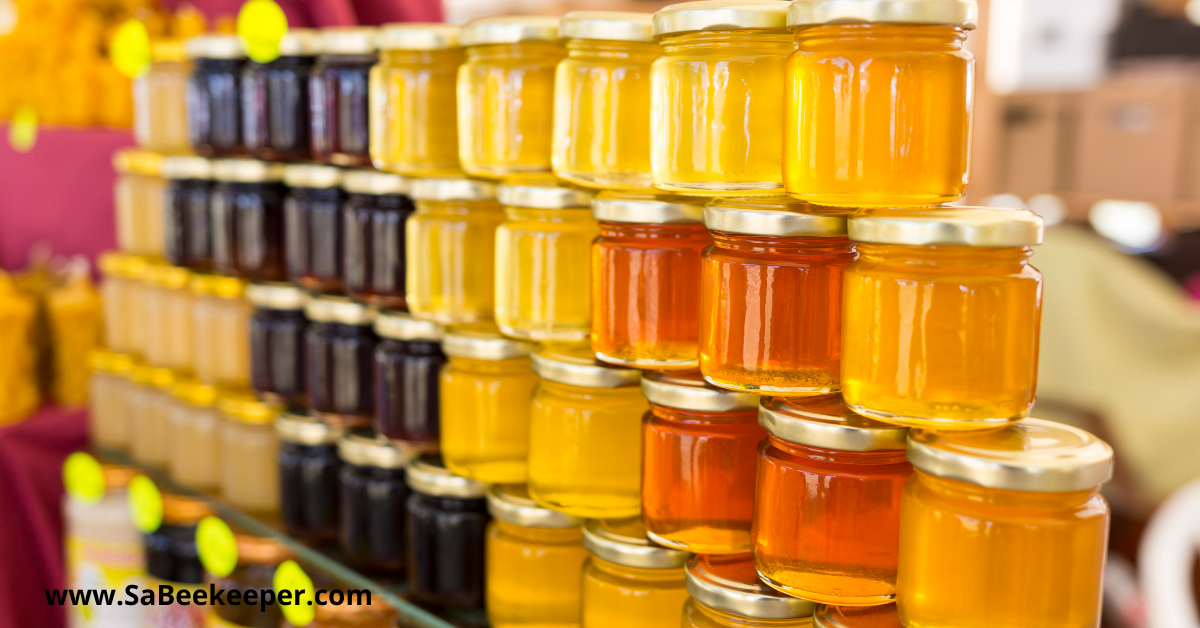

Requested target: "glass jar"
[
  {"left": 641, "top": 371, "right": 762, "bottom": 555},
  {"left": 458, "top": 16, "right": 564, "bottom": 178},
  {"left": 591, "top": 193, "right": 709, "bottom": 369},
  {"left": 247, "top": 282, "right": 309, "bottom": 406},
  {"left": 189, "top": 275, "right": 251, "bottom": 386},
  {"left": 439, "top": 323, "right": 537, "bottom": 482},
  {"left": 210, "top": 159, "right": 287, "bottom": 281},
  {"left": 306, "top": 296, "right": 377, "bottom": 426},
  {"left": 581, "top": 517, "right": 689, "bottom": 628},
  {"left": 134, "top": 39, "right": 191, "bottom": 153},
  {"left": 370, "top": 24, "right": 464, "bottom": 176},
  {"left": 650, "top": 2, "right": 790, "bottom": 195},
  {"left": 495, "top": 183, "right": 596, "bottom": 341},
  {"left": 283, "top": 164, "right": 345, "bottom": 293},
  {"left": 143, "top": 263, "right": 193, "bottom": 370},
  {"left": 168, "top": 378, "right": 222, "bottom": 491},
  {"left": 99, "top": 253, "right": 148, "bottom": 355},
  {"left": 130, "top": 365, "right": 176, "bottom": 468},
  {"left": 162, "top": 156, "right": 214, "bottom": 270},
  {"left": 144, "top": 495, "right": 209, "bottom": 628},
  {"left": 113, "top": 148, "right": 167, "bottom": 257},
  {"left": 406, "top": 456, "right": 490, "bottom": 608},
  {"left": 843, "top": 208, "right": 1044, "bottom": 429},
  {"left": 276, "top": 412, "right": 344, "bottom": 543},
  {"left": 813, "top": 604, "right": 899, "bottom": 628},
  {"left": 342, "top": 170, "right": 414, "bottom": 309},
  {"left": 700, "top": 199, "right": 854, "bottom": 396},
  {"left": 784, "top": 1, "right": 977, "bottom": 208},
  {"left": 528, "top": 344, "right": 647, "bottom": 519},
  {"left": 88, "top": 350, "right": 137, "bottom": 449},
  {"left": 207, "top": 535, "right": 291, "bottom": 628},
  {"left": 486, "top": 484, "right": 587, "bottom": 628},
  {"left": 218, "top": 392, "right": 283, "bottom": 513},
  {"left": 754, "top": 395, "right": 911, "bottom": 605},
  {"left": 339, "top": 433, "right": 421, "bottom": 572},
  {"left": 311, "top": 27, "right": 378, "bottom": 167},
  {"left": 897, "top": 420, "right": 1113, "bottom": 628},
  {"left": 374, "top": 312, "right": 445, "bottom": 446},
  {"left": 405, "top": 177, "right": 502, "bottom": 324},
  {"left": 552, "top": 13, "right": 657, "bottom": 190},
  {"left": 683, "top": 554, "right": 815, "bottom": 628},
  {"left": 185, "top": 34, "right": 247, "bottom": 157},
  {"left": 242, "top": 29, "right": 320, "bottom": 161}
]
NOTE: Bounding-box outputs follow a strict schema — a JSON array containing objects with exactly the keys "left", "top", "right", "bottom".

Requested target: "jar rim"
[
  {"left": 498, "top": 183, "right": 593, "bottom": 210},
  {"left": 283, "top": 164, "right": 342, "bottom": 189},
  {"left": 643, "top": 371, "right": 758, "bottom": 412},
  {"left": 653, "top": 0, "right": 789, "bottom": 37},
  {"left": 113, "top": 148, "right": 164, "bottom": 177},
  {"left": 405, "top": 455, "right": 488, "bottom": 498},
  {"left": 378, "top": 23, "right": 461, "bottom": 50},
  {"left": 461, "top": 15, "right": 562, "bottom": 46},
  {"left": 583, "top": 518, "right": 689, "bottom": 569},
  {"left": 703, "top": 199, "right": 848, "bottom": 237},
  {"left": 443, "top": 322, "right": 531, "bottom": 360},
  {"left": 788, "top": 0, "right": 978, "bottom": 29},
  {"left": 849, "top": 207, "right": 1044, "bottom": 247},
  {"left": 814, "top": 603, "right": 900, "bottom": 628},
  {"left": 275, "top": 412, "right": 344, "bottom": 445},
  {"left": 686, "top": 555, "right": 816, "bottom": 620},
  {"left": 211, "top": 159, "right": 284, "bottom": 183},
  {"left": 161, "top": 156, "right": 212, "bottom": 180},
  {"left": 305, "top": 296, "right": 377, "bottom": 326},
  {"left": 375, "top": 311, "right": 443, "bottom": 341},
  {"left": 410, "top": 177, "right": 496, "bottom": 201},
  {"left": 759, "top": 396, "right": 908, "bottom": 452},
  {"left": 532, "top": 344, "right": 642, "bottom": 388},
  {"left": 321, "top": 26, "right": 378, "bottom": 54},
  {"left": 338, "top": 432, "right": 420, "bottom": 469},
  {"left": 245, "top": 282, "right": 308, "bottom": 311},
  {"left": 487, "top": 484, "right": 582, "bottom": 528},
  {"left": 560, "top": 10, "right": 655, "bottom": 43},
  {"left": 592, "top": 192, "right": 704, "bottom": 224},
  {"left": 342, "top": 170, "right": 410, "bottom": 196}
]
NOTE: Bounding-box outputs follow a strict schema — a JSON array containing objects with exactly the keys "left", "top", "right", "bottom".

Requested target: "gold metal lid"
[
  {"left": 161, "top": 156, "right": 212, "bottom": 180},
  {"left": 405, "top": 455, "right": 488, "bottom": 499},
  {"left": 211, "top": 159, "right": 284, "bottom": 183},
  {"left": 89, "top": 349, "right": 138, "bottom": 375},
  {"left": 498, "top": 183, "right": 592, "bottom": 210},
  {"left": 378, "top": 23, "right": 462, "bottom": 50},
  {"left": 461, "top": 15, "right": 562, "bottom": 46},
  {"left": 583, "top": 518, "right": 689, "bottom": 569},
  {"left": 759, "top": 396, "right": 908, "bottom": 452},
  {"left": 278, "top": 28, "right": 323, "bottom": 56},
  {"left": 847, "top": 208, "right": 1044, "bottom": 247},
  {"left": 342, "top": 170, "right": 410, "bottom": 196},
  {"left": 487, "top": 484, "right": 582, "bottom": 528},
  {"left": 653, "top": 1, "right": 790, "bottom": 37},
  {"left": 235, "top": 534, "right": 293, "bottom": 565},
  {"left": 814, "top": 603, "right": 901, "bottom": 628},
  {"left": 161, "top": 493, "right": 213, "bottom": 525},
  {"left": 305, "top": 295, "right": 377, "bottom": 326},
  {"left": 132, "top": 365, "right": 176, "bottom": 389},
  {"left": 312, "top": 592, "right": 395, "bottom": 622},
  {"left": 908, "top": 418, "right": 1114, "bottom": 493},
  {"left": 686, "top": 554, "right": 816, "bottom": 620},
  {"left": 591, "top": 192, "right": 704, "bottom": 224},
  {"left": 171, "top": 377, "right": 220, "bottom": 407},
  {"left": 788, "top": 0, "right": 978, "bottom": 29},
  {"left": 113, "top": 149, "right": 164, "bottom": 177},
  {"left": 217, "top": 391, "right": 283, "bottom": 425},
  {"left": 704, "top": 198, "right": 848, "bottom": 237},
  {"left": 532, "top": 344, "right": 642, "bottom": 389},
  {"left": 339, "top": 433, "right": 421, "bottom": 469},
  {"left": 245, "top": 282, "right": 309, "bottom": 311},
  {"left": 410, "top": 177, "right": 496, "bottom": 201},
  {"left": 275, "top": 412, "right": 345, "bottom": 446},
  {"left": 560, "top": 11, "right": 655, "bottom": 42},
  {"left": 443, "top": 322, "right": 532, "bottom": 361},
  {"left": 144, "top": 263, "right": 192, "bottom": 289},
  {"left": 184, "top": 34, "right": 247, "bottom": 60},
  {"left": 642, "top": 371, "right": 758, "bottom": 412},
  {"left": 189, "top": 274, "right": 247, "bottom": 299},
  {"left": 102, "top": 464, "right": 139, "bottom": 489},
  {"left": 374, "top": 311, "right": 443, "bottom": 342},
  {"left": 151, "top": 39, "right": 187, "bottom": 62},
  {"left": 283, "top": 164, "right": 342, "bottom": 188},
  {"left": 321, "top": 27, "right": 378, "bottom": 54}
]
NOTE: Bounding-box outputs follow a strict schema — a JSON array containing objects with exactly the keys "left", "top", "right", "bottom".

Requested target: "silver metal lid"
[
  {"left": 283, "top": 164, "right": 342, "bottom": 188},
  {"left": 759, "top": 396, "right": 908, "bottom": 452},
  {"left": 560, "top": 11, "right": 655, "bottom": 42},
  {"left": 211, "top": 159, "right": 284, "bottom": 183},
  {"left": 642, "top": 371, "right": 758, "bottom": 412},
  {"left": 848, "top": 208, "right": 1044, "bottom": 247},
  {"left": 305, "top": 296, "right": 377, "bottom": 326},
  {"left": 378, "top": 23, "right": 461, "bottom": 50},
  {"left": 278, "top": 28, "right": 323, "bottom": 56},
  {"left": 161, "top": 156, "right": 212, "bottom": 180},
  {"left": 410, "top": 177, "right": 496, "bottom": 202},
  {"left": 653, "top": 1, "right": 790, "bottom": 37},
  {"left": 686, "top": 555, "right": 816, "bottom": 620},
  {"left": 374, "top": 311, "right": 443, "bottom": 342},
  {"left": 592, "top": 192, "right": 704, "bottom": 225},
  {"left": 321, "top": 27, "right": 378, "bottom": 54},
  {"left": 338, "top": 433, "right": 420, "bottom": 469},
  {"left": 704, "top": 198, "right": 848, "bottom": 237},
  {"left": 908, "top": 418, "right": 1114, "bottom": 493},
  {"left": 275, "top": 412, "right": 343, "bottom": 445},
  {"left": 405, "top": 455, "right": 488, "bottom": 498},
  {"left": 461, "top": 15, "right": 562, "bottom": 46},
  {"left": 487, "top": 484, "right": 582, "bottom": 528},
  {"left": 245, "top": 282, "right": 309, "bottom": 311},
  {"left": 342, "top": 170, "right": 410, "bottom": 196},
  {"left": 442, "top": 322, "right": 532, "bottom": 360},
  {"left": 788, "top": 0, "right": 978, "bottom": 29},
  {"left": 184, "top": 34, "right": 247, "bottom": 59},
  {"left": 532, "top": 344, "right": 642, "bottom": 388},
  {"left": 813, "top": 603, "right": 900, "bottom": 628},
  {"left": 583, "top": 518, "right": 689, "bottom": 569},
  {"left": 498, "top": 183, "right": 593, "bottom": 210}
]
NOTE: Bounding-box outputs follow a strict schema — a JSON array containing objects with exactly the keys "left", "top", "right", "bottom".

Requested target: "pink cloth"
[{"left": 160, "top": 0, "right": 442, "bottom": 27}]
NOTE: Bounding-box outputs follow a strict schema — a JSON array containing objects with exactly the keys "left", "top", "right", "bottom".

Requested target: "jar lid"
[
  {"left": 102, "top": 464, "right": 139, "bottom": 489},
  {"left": 98, "top": 251, "right": 128, "bottom": 277},
  {"left": 321, "top": 27, "right": 378, "bottom": 54},
  {"left": 788, "top": 0, "right": 978, "bottom": 29},
  {"left": 410, "top": 177, "right": 496, "bottom": 201},
  {"left": 375, "top": 311, "right": 443, "bottom": 342},
  {"left": 133, "top": 365, "right": 177, "bottom": 390},
  {"left": 89, "top": 349, "right": 138, "bottom": 375},
  {"left": 591, "top": 192, "right": 704, "bottom": 224},
  {"left": 848, "top": 208, "right": 1044, "bottom": 247},
  {"left": 161, "top": 494, "right": 213, "bottom": 526},
  {"left": 145, "top": 263, "right": 191, "bottom": 289},
  {"left": 712, "top": 195, "right": 858, "bottom": 217},
  {"left": 305, "top": 295, "right": 377, "bottom": 326},
  {"left": 378, "top": 23, "right": 462, "bottom": 50},
  {"left": 908, "top": 418, "right": 1114, "bottom": 493},
  {"left": 245, "top": 282, "right": 309, "bottom": 311},
  {"left": 151, "top": 39, "right": 186, "bottom": 62},
  {"left": 642, "top": 371, "right": 758, "bottom": 413},
  {"left": 217, "top": 391, "right": 283, "bottom": 425},
  {"left": 342, "top": 170, "right": 410, "bottom": 196},
  {"left": 312, "top": 593, "right": 395, "bottom": 623},
  {"left": 498, "top": 183, "right": 592, "bottom": 210},
  {"left": 653, "top": 1, "right": 790, "bottom": 37},
  {"left": 814, "top": 603, "right": 901, "bottom": 628},
  {"left": 704, "top": 198, "right": 848, "bottom": 237},
  {"left": 583, "top": 518, "right": 689, "bottom": 569},
  {"left": 759, "top": 396, "right": 908, "bottom": 452},
  {"left": 275, "top": 411, "right": 345, "bottom": 445},
  {"left": 184, "top": 34, "right": 247, "bottom": 60},
  {"left": 405, "top": 455, "right": 488, "bottom": 499},
  {"left": 189, "top": 274, "right": 247, "bottom": 299},
  {"left": 161, "top": 156, "right": 212, "bottom": 180},
  {"left": 461, "top": 15, "right": 562, "bottom": 46},
  {"left": 211, "top": 159, "right": 284, "bottom": 183},
  {"left": 113, "top": 148, "right": 164, "bottom": 177},
  {"left": 171, "top": 378, "right": 219, "bottom": 407},
  {"left": 686, "top": 555, "right": 816, "bottom": 620},
  {"left": 487, "top": 484, "right": 582, "bottom": 528},
  {"left": 339, "top": 432, "right": 420, "bottom": 469},
  {"left": 235, "top": 534, "right": 293, "bottom": 565},
  {"left": 283, "top": 164, "right": 342, "bottom": 188},
  {"left": 532, "top": 344, "right": 642, "bottom": 388},
  {"left": 442, "top": 322, "right": 531, "bottom": 360},
  {"left": 560, "top": 11, "right": 655, "bottom": 43},
  {"left": 278, "top": 28, "right": 323, "bottom": 56}
]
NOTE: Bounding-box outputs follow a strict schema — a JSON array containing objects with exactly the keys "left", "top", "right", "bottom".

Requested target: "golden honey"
[{"left": 581, "top": 518, "right": 689, "bottom": 628}]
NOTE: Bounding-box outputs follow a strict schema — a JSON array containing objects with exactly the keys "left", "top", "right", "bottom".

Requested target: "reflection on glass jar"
[
  {"left": 168, "top": 378, "right": 222, "bottom": 491},
  {"left": 210, "top": 159, "right": 287, "bottom": 281},
  {"left": 283, "top": 165, "right": 345, "bottom": 294},
  {"left": 581, "top": 518, "right": 689, "bottom": 628},
  {"left": 88, "top": 350, "right": 138, "bottom": 449},
  {"left": 134, "top": 40, "right": 191, "bottom": 154},
  {"left": 242, "top": 29, "right": 320, "bottom": 162},
  {"left": 217, "top": 392, "right": 283, "bottom": 513},
  {"left": 113, "top": 149, "right": 167, "bottom": 258},
  {"left": 162, "top": 156, "right": 214, "bottom": 270},
  {"left": 405, "top": 456, "right": 490, "bottom": 608},
  {"left": 339, "top": 433, "right": 420, "bottom": 572},
  {"left": 185, "top": 34, "right": 246, "bottom": 157},
  {"left": 311, "top": 28, "right": 378, "bottom": 167},
  {"left": 247, "top": 282, "right": 309, "bottom": 406},
  {"left": 277, "top": 412, "right": 344, "bottom": 544},
  {"left": 683, "top": 554, "right": 815, "bottom": 628},
  {"left": 189, "top": 275, "right": 251, "bottom": 386},
  {"left": 342, "top": 170, "right": 413, "bottom": 310},
  {"left": 814, "top": 604, "right": 900, "bottom": 628},
  {"left": 305, "top": 296, "right": 377, "bottom": 426},
  {"left": 374, "top": 313, "right": 444, "bottom": 446}
]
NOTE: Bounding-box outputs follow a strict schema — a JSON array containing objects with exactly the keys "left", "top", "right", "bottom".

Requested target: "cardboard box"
[{"left": 997, "top": 92, "right": 1078, "bottom": 197}]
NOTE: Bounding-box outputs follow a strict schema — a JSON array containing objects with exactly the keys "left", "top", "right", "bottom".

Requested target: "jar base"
[
  {"left": 372, "top": 159, "right": 464, "bottom": 178},
  {"left": 844, "top": 403, "right": 1026, "bottom": 431},
  {"left": 645, "top": 529, "right": 751, "bottom": 556},
  {"left": 702, "top": 374, "right": 838, "bottom": 397},
  {"left": 785, "top": 191, "right": 966, "bottom": 209},
  {"left": 444, "top": 458, "right": 528, "bottom": 485},
  {"left": 758, "top": 570, "right": 895, "bottom": 607},
  {"left": 528, "top": 487, "right": 640, "bottom": 520},
  {"left": 553, "top": 169, "right": 655, "bottom": 192},
  {"left": 408, "top": 309, "right": 493, "bottom": 326},
  {"left": 594, "top": 351, "right": 698, "bottom": 371},
  {"left": 653, "top": 180, "right": 783, "bottom": 197},
  {"left": 462, "top": 163, "right": 553, "bottom": 179},
  {"left": 498, "top": 324, "right": 589, "bottom": 342}
]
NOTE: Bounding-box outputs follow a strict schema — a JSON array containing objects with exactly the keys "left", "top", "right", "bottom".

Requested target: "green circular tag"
[
  {"left": 110, "top": 19, "right": 151, "bottom": 78},
  {"left": 128, "top": 475, "right": 163, "bottom": 533},
  {"left": 63, "top": 452, "right": 105, "bottom": 505},
  {"left": 274, "top": 560, "right": 316, "bottom": 626},
  {"left": 237, "top": 0, "right": 289, "bottom": 64},
  {"left": 9, "top": 105, "right": 38, "bottom": 154},
  {"left": 196, "top": 517, "right": 238, "bottom": 578}
]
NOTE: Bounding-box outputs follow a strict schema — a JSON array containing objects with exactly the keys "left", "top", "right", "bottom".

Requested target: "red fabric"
[{"left": 159, "top": 0, "right": 442, "bottom": 27}]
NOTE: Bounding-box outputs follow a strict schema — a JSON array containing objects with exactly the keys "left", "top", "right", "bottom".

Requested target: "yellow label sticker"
[
  {"left": 128, "top": 475, "right": 163, "bottom": 533},
  {"left": 196, "top": 516, "right": 238, "bottom": 578},
  {"left": 63, "top": 452, "right": 105, "bottom": 505},
  {"left": 9, "top": 105, "right": 37, "bottom": 153},
  {"left": 274, "top": 560, "right": 316, "bottom": 626},
  {"left": 111, "top": 19, "right": 151, "bottom": 78},
  {"left": 237, "top": 0, "right": 288, "bottom": 64}
]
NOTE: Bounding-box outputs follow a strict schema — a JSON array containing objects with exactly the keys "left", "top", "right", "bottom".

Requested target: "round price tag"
[
  {"left": 128, "top": 475, "right": 163, "bottom": 533},
  {"left": 8, "top": 105, "right": 37, "bottom": 153},
  {"left": 274, "top": 560, "right": 316, "bottom": 626},
  {"left": 237, "top": 0, "right": 288, "bottom": 63},
  {"left": 111, "top": 19, "right": 151, "bottom": 78},
  {"left": 62, "top": 452, "right": 105, "bottom": 505},
  {"left": 196, "top": 516, "right": 238, "bottom": 578}
]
